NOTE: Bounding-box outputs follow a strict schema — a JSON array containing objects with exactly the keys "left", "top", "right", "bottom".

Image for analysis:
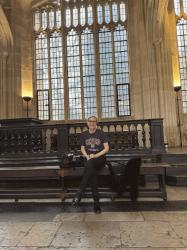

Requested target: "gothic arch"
[
  {"left": 0, "top": 5, "right": 13, "bottom": 55},
  {"left": 143, "top": 0, "right": 169, "bottom": 43},
  {"left": 31, "top": 0, "right": 49, "bottom": 9}
]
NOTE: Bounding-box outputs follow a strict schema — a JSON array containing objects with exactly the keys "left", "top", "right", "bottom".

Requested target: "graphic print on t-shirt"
[{"left": 85, "top": 138, "right": 101, "bottom": 152}]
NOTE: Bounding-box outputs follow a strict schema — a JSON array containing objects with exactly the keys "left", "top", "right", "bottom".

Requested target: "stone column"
[
  {"left": 10, "top": 0, "right": 34, "bottom": 118},
  {"left": 0, "top": 52, "right": 8, "bottom": 118},
  {"left": 128, "top": 0, "right": 179, "bottom": 146}
]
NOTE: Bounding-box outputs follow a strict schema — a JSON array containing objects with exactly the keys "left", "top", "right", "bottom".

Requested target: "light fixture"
[
  {"left": 174, "top": 85, "right": 181, "bottom": 92},
  {"left": 22, "top": 96, "right": 32, "bottom": 118}
]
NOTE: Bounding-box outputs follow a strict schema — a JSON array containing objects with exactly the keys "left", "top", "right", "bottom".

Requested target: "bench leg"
[
  {"left": 158, "top": 174, "right": 167, "bottom": 201},
  {"left": 60, "top": 176, "right": 66, "bottom": 201},
  {"left": 106, "top": 162, "right": 118, "bottom": 194},
  {"left": 60, "top": 176, "right": 65, "bottom": 190}
]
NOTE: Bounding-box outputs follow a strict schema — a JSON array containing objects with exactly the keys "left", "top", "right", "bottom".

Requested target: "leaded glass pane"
[
  {"left": 73, "top": 7, "right": 78, "bottom": 27},
  {"left": 67, "top": 30, "right": 82, "bottom": 119},
  {"left": 99, "top": 27, "right": 116, "bottom": 118},
  {"left": 56, "top": 8, "right": 62, "bottom": 28},
  {"left": 105, "top": 3, "right": 111, "bottom": 24},
  {"left": 117, "top": 84, "right": 130, "bottom": 115},
  {"left": 50, "top": 32, "right": 64, "bottom": 120},
  {"left": 66, "top": 7, "right": 71, "bottom": 28},
  {"left": 49, "top": 9, "right": 55, "bottom": 29},
  {"left": 37, "top": 90, "right": 49, "bottom": 120},
  {"left": 34, "top": 11, "right": 41, "bottom": 31},
  {"left": 87, "top": 5, "right": 93, "bottom": 25},
  {"left": 97, "top": 4, "right": 103, "bottom": 24},
  {"left": 80, "top": 6, "right": 86, "bottom": 26},
  {"left": 120, "top": 2, "right": 126, "bottom": 22},
  {"left": 112, "top": 2, "right": 119, "bottom": 22},
  {"left": 114, "top": 25, "right": 130, "bottom": 115},
  {"left": 177, "top": 19, "right": 187, "bottom": 113},
  {"left": 41, "top": 10, "right": 48, "bottom": 29},
  {"left": 184, "top": 0, "right": 187, "bottom": 14},
  {"left": 81, "top": 29, "right": 97, "bottom": 118},
  {"left": 174, "top": 0, "right": 181, "bottom": 15},
  {"left": 35, "top": 33, "right": 49, "bottom": 90}
]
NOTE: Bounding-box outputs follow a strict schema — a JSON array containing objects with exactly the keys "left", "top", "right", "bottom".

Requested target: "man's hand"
[
  {"left": 89, "top": 154, "right": 96, "bottom": 159},
  {"left": 86, "top": 155, "right": 91, "bottom": 160}
]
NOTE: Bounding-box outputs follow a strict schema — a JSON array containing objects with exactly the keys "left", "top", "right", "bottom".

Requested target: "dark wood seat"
[
  {"left": 59, "top": 153, "right": 170, "bottom": 201},
  {"left": 0, "top": 153, "right": 170, "bottom": 201},
  {"left": 106, "top": 154, "right": 170, "bottom": 201},
  {"left": 0, "top": 157, "right": 63, "bottom": 200},
  {"left": 0, "top": 157, "right": 62, "bottom": 180}
]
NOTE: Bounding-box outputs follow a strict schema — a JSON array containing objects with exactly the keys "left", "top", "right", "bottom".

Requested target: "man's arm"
[
  {"left": 81, "top": 145, "right": 90, "bottom": 160},
  {"left": 90, "top": 142, "right": 109, "bottom": 159}
]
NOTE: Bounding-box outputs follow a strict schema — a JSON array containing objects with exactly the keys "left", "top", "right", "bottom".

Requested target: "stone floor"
[{"left": 0, "top": 186, "right": 187, "bottom": 249}]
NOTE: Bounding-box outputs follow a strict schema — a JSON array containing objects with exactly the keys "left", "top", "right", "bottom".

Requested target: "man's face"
[{"left": 87, "top": 117, "right": 97, "bottom": 130}]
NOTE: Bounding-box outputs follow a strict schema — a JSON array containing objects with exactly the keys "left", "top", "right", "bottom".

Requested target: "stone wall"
[
  {"left": 0, "top": 0, "right": 22, "bottom": 119},
  {"left": 128, "top": 0, "right": 180, "bottom": 146},
  {"left": 0, "top": 0, "right": 184, "bottom": 147}
]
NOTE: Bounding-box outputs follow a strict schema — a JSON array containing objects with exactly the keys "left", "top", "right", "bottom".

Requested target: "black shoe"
[
  {"left": 130, "top": 186, "right": 139, "bottom": 202},
  {"left": 72, "top": 193, "right": 81, "bottom": 206},
  {"left": 93, "top": 201, "right": 101, "bottom": 214}
]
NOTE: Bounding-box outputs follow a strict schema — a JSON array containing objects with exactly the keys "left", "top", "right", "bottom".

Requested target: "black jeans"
[{"left": 78, "top": 155, "right": 106, "bottom": 201}]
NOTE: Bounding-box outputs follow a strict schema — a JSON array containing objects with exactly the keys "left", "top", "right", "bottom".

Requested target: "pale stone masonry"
[{"left": 0, "top": 0, "right": 186, "bottom": 147}]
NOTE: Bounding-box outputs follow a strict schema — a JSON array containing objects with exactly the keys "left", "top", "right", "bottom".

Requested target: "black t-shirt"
[{"left": 80, "top": 129, "right": 109, "bottom": 154}]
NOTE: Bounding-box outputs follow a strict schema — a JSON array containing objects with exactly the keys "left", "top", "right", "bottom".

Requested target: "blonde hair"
[{"left": 87, "top": 116, "right": 98, "bottom": 122}]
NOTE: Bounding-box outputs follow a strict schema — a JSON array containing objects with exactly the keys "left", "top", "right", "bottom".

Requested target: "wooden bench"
[
  {"left": 0, "top": 156, "right": 63, "bottom": 200},
  {"left": 59, "top": 153, "right": 170, "bottom": 201},
  {"left": 0, "top": 154, "right": 170, "bottom": 202},
  {"left": 165, "top": 163, "right": 187, "bottom": 186},
  {"left": 106, "top": 154, "right": 169, "bottom": 201},
  {"left": 137, "top": 162, "right": 169, "bottom": 200}
]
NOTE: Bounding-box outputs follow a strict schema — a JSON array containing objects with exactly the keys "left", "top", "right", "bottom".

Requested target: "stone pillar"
[
  {"left": 0, "top": 52, "right": 8, "bottom": 118},
  {"left": 128, "top": 0, "right": 179, "bottom": 146}
]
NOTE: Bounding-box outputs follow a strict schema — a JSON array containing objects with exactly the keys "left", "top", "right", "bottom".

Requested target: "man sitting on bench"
[{"left": 72, "top": 116, "right": 109, "bottom": 213}]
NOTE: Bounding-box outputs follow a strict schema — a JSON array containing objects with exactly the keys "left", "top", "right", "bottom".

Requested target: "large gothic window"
[
  {"left": 174, "top": 0, "right": 187, "bottom": 113},
  {"left": 33, "top": 0, "right": 130, "bottom": 121}
]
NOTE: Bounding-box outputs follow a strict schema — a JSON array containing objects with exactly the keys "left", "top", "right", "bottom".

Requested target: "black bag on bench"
[{"left": 119, "top": 157, "right": 141, "bottom": 201}]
